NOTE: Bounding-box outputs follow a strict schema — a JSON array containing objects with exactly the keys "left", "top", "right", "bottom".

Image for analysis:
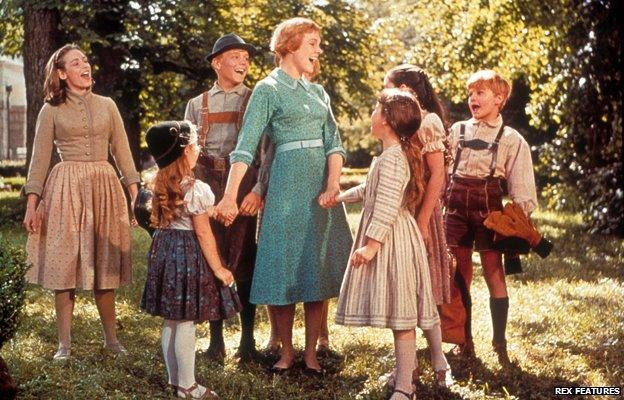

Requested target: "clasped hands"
[
  {"left": 214, "top": 185, "right": 340, "bottom": 226},
  {"left": 214, "top": 191, "right": 263, "bottom": 226}
]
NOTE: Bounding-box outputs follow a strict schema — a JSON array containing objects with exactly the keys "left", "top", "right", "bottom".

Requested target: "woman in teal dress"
[{"left": 216, "top": 17, "right": 353, "bottom": 373}]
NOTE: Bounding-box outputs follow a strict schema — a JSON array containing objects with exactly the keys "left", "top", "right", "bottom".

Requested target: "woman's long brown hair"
[
  {"left": 43, "top": 44, "right": 82, "bottom": 106},
  {"left": 150, "top": 152, "right": 194, "bottom": 228},
  {"left": 378, "top": 88, "right": 425, "bottom": 214}
]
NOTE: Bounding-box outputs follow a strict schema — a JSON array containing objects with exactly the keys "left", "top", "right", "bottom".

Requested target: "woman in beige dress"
[{"left": 22, "top": 44, "right": 139, "bottom": 360}]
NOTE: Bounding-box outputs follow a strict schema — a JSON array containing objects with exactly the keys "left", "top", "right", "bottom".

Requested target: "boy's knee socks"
[{"left": 489, "top": 297, "right": 509, "bottom": 343}]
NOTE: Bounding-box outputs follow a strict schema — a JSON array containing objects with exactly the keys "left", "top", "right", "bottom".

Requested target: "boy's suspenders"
[
  {"left": 487, "top": 125, "right": 505, "bottom": 178},
  {"left": 451, "top": 124, "right": 466, "bottom": 176},
  {"left": 198, "top": 90, "right": 253, "bottom": 148},
  {"left": 450, "top": 123, "right": 506, "bottom": 178}
]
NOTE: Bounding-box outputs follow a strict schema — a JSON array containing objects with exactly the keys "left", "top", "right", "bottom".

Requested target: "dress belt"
[{"left": 275, "top": 139, "right": 324, "bottom": 155}]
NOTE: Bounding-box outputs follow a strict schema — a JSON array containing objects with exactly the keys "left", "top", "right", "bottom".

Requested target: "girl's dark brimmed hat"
[
  {"left": 205, "top": 33, "right": 259, "bottom": 62},
  {"left": 146, "top": 121, "right": 192, "bottom": 169}
]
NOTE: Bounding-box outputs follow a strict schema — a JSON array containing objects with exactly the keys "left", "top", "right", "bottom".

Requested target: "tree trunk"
[
  {"left": 22, "top": 3, "right": 63, "bottom": 169},
  {"left": 89, "top": 0, "right": 142, "bottom": 171}
]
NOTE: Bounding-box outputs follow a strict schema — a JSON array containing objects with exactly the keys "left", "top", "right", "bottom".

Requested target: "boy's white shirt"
[{"left": 448, "top": 114, "right": 538, "bottom": 215}]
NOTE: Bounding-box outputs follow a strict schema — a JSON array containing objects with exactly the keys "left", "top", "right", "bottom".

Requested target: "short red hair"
[
  {"left": 467, "top": 70, "right": 512, "bottom": 109},
  {"left": 270, "top": 17, "right": 321, "bottom": 72}
]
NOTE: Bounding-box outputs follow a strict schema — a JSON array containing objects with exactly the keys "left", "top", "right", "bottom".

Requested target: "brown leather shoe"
[
  {"left": 449, "top": 339, "right": 475, "bottom": 358},
  {"left": 492, "top": 340, "right": 511, "bottom": 366}
]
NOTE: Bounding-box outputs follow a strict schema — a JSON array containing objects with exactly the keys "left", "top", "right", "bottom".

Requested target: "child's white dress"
[{"left": 335, "top": 145, "right": 440, "bottom": 330}]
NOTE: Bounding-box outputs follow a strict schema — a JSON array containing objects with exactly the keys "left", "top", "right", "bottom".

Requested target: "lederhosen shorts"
[
  {"left": 444, "top": 123, "right": 506, "bottom": 252},
  {"left": 444, "top": 177, "right": 504, "bottom": 251}
]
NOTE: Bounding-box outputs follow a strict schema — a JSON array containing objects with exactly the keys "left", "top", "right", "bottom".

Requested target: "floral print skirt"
[{"left": 141, "top": 229, "right": 241, "bottom": 322}]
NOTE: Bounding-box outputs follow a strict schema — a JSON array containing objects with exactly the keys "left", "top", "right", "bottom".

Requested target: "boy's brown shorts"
[{"left": 444, "top": 177, "right": 504, "bottom": 251}]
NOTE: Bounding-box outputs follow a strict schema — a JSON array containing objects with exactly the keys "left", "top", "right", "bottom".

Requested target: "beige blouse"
[
  {"left": 448, "top": 115, "right": 538, "bottom": 214},
  {"left": 24, "top": 90, "right": 140, "bottom": 196},
  {"left": 417, "top": 111, "right": 447, "bottom": 154}
]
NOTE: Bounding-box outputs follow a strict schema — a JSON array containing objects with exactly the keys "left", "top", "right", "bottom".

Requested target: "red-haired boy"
[{"left": 445, "top": 70, "right": 537, "bottom": 364}]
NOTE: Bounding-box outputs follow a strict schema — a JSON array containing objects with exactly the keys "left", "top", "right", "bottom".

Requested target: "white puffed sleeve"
[{"left": 184, "top": 179, "right": 216, "bottom": 215}]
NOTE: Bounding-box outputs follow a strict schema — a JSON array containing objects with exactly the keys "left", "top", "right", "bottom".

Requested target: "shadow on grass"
[
  {"left": 513, "top": 215, "right": 623, "bottom": 284},
  {"left": 448, "top": 354, "right": 586, "bottom": 400}
]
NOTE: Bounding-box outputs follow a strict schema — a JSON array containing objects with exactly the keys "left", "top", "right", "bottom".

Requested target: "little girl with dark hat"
[{"left": 142, "top": 120, "right": 240, "bottom": 399}]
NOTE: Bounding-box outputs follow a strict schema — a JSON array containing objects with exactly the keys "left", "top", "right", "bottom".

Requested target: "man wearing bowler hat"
[{"left": 184, "top": 33, "right": 271, "bottom": 363}]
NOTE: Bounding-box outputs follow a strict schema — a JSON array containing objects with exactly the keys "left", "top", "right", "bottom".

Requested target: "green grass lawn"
[{"left": 1, "top": 193, "right": 622, "bottom": 399}]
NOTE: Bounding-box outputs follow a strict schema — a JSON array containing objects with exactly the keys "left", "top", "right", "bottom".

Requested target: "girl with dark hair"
[
  {"left": 335, "top": 89, "right": 439, "bottom": 400},
  {"left": 385, "top": 65, "right": 454, "bottom": 386},
  {"left": 23, "top": 44, "right": 139, "bottom": 360}
]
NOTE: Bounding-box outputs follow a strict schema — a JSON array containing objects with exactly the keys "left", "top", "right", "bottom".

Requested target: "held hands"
[
  {"left": 240, "top": 191, "right": 263, "bottom": 216},
  {"left": 214, "top": 194, "right": 238, "bottom": 226},
  {"left": 318, "top": 184, "right": 340, "bottom": 208},
  {"left": 350, "top": 240, "right": 381, "bottom": 268}
]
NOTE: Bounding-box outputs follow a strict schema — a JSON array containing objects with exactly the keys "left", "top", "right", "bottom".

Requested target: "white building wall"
[{"left": 1, "top": 55, "right": 27, "bottom": 160}]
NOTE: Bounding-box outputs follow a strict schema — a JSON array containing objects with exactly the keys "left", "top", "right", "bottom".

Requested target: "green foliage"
[
  {"left": 0, "top": 236, "right": 30, "bottom": 350},
  {"left": 363, "top": 0, "right": 622, "bottom": 235},
  {"left": 0, "top": 191, "right": 24, "bottom": 226},
  {"left": 0, "top": 160, "right": 26, "bottom": 178},
  {"left": 539, "top": 0, "right": 622, "bottom": 235},
  {"left": 2, "top": 1, "right": 621, "bottom": 233}
]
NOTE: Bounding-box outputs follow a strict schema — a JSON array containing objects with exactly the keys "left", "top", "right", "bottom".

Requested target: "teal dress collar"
[{"left": 270, "top": 68, "right": 311, "bottom": 92}]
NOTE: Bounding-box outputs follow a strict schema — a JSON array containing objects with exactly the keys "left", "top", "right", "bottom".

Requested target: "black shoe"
[
  {"left": 235, "top": 347, "right": 266, "bottom": 364},
  {"left": 204, "top": 343, "right": 226, "bottom": 363},
  {"left": 492, "top": 340, "right": 511, "bottom": 366},
  {"left": 303, "top": 366, "right": 326, "bottom": 377},
  {"left": 269, "top": 362, "right": 293, "bottom": 375}
]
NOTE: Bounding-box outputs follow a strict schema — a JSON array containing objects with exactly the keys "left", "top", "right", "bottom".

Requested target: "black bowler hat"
[
  {"left": 146, "top": 121, "right": 193, "bottom": 169},
  {"left": 205, "top": 33, "right": 258, "bottom": 62}
]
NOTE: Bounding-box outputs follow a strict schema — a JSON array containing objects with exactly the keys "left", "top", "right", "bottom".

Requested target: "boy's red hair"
[{"left": 467, "top": 70, "right": 512, "bottom": 109}]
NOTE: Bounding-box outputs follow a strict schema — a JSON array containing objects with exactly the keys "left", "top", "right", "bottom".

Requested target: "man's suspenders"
[{"left": 198, "top": 90, "right": 253, "bottom": 148}]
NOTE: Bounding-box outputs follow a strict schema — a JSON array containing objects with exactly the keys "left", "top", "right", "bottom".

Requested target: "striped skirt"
[
  {"left": 335, "top": 209, "right": 440, "bottom": 331},
  {"left": 26, "top": 161, "right": 132, "bottom": 290}
]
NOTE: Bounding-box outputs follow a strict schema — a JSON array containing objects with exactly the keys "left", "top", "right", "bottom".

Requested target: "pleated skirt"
[
  {"left": 141, "top": 229, "right": 241, "bottom": 322},
  {"left": 335, "top": 209, "right": 440, "bottom": 331},
  {"left": 26, "top": 161, "right": 132, "bottom": 290}
]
